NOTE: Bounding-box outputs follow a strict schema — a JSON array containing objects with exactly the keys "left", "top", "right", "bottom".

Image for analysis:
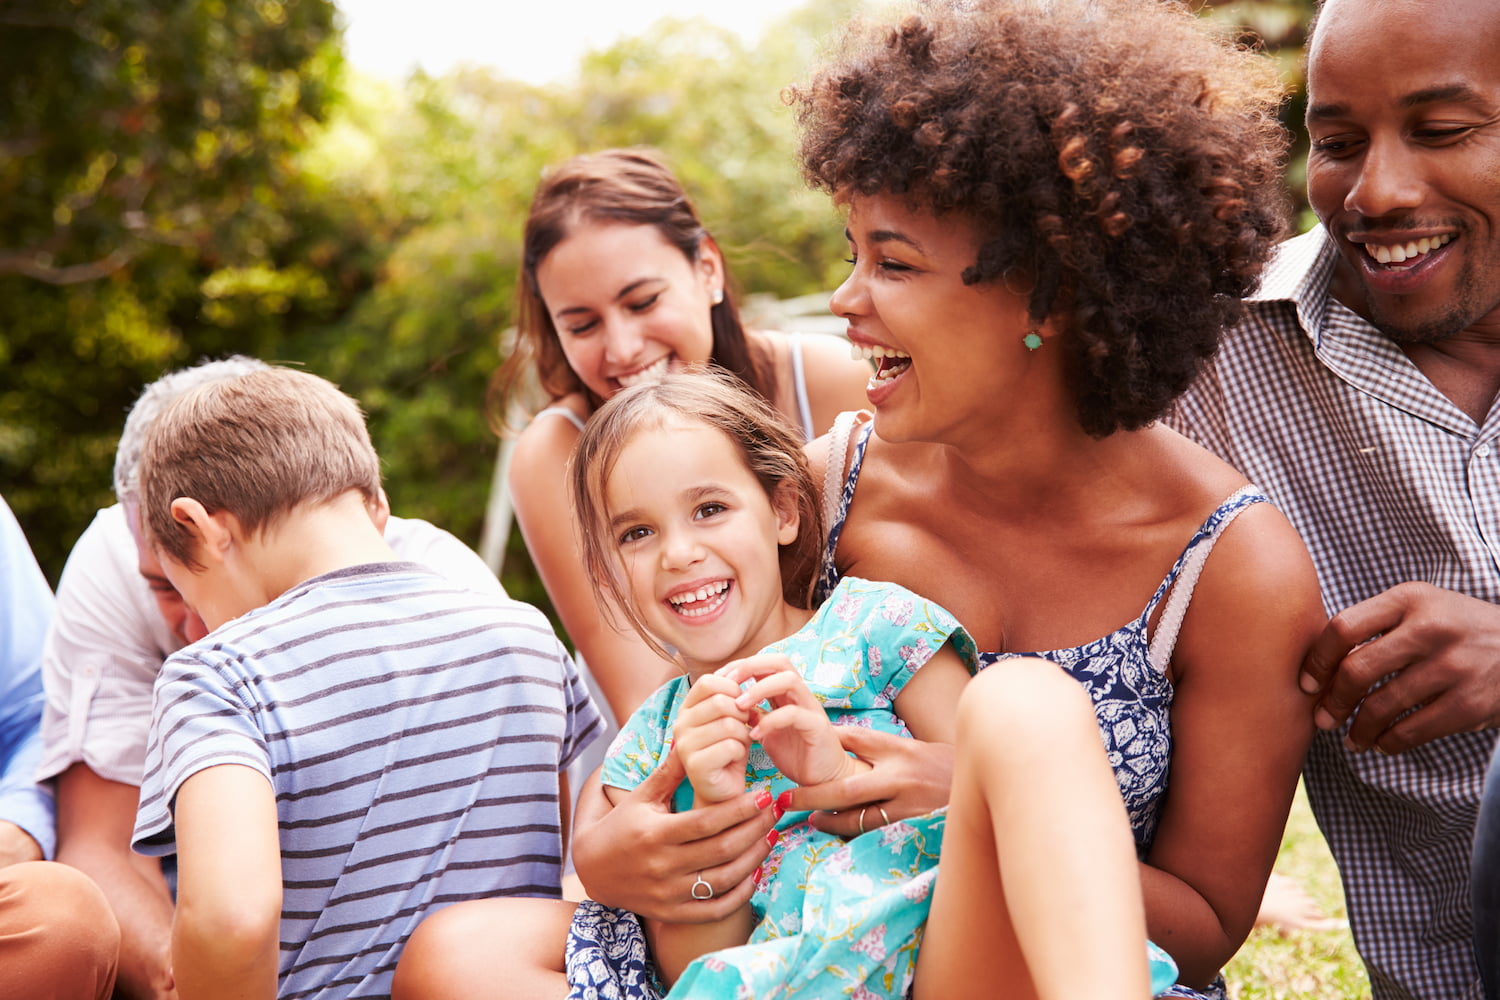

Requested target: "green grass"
[{"left": 1224, "top": 783, "right": 1372, "bottom": 999}]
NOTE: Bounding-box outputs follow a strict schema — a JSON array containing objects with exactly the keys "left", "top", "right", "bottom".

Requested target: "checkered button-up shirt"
[{"left": 1169, "top": 226, "right": 1496, "bottom": 1000}]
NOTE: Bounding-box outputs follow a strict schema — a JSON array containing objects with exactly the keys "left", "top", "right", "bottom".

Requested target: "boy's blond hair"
[{"left": 138, "top": 367, "right": 382, "bottom": 567}]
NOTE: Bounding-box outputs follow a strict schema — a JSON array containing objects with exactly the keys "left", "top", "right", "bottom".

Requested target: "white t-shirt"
[{"left": 38, "top": 504, "right": 503, "bottom": 786}]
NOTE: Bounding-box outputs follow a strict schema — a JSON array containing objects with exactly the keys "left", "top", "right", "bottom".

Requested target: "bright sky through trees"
[{"left": 337, "top": 0, "right": 812, "bottom": 83}]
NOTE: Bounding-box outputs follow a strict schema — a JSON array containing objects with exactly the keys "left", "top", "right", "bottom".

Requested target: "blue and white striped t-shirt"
[{"left": 133, "top": 561, "right": 602, "bottom": 999}]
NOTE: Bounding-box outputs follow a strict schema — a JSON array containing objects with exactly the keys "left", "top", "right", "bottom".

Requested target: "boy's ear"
[
  {"left": 772, "top": 481, "right": 801, "bottom": 547},
  {"left": 367, "top": 488, "right": 392, "bottom": 534},
  {"left": 168, "top": 498, "right": 234, "bottom": 563}
]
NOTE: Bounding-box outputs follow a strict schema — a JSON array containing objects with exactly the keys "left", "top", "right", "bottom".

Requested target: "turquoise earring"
[{"left": 1023, "top": 332, "right": 1043, "bottom": 351}]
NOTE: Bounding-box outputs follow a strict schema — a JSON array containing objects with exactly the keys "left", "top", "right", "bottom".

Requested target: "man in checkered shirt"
[{"left": 1168, "top": 0, "right": 1500, "bottom": 997}]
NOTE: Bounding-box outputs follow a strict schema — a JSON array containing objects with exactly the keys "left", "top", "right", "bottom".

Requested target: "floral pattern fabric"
[
  {"left": 568, "top": 571, "right": 1182, "bottom": 997},
  {"left": 567, "top": 901, "right": 665, "bottom": 1000},
  {"left": 582, "top": 578, "right": 975, "bottom": 1000},
  {"left": 603, "top": 577, "right": 978, "bottom": 813}
]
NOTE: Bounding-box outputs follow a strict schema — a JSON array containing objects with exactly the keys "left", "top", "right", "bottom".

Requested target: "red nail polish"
[
  {"left": 776, "top": 790, "right": 793, "bottom": 812},
  {"left": 752, "top": 867, "right": 763, "bottom": 888},
  {"left": 755, "top": 789, "right": 773, "bottom": 810},
  {"left": 766, "top": 829, "right": 780, "bottom": 848}
]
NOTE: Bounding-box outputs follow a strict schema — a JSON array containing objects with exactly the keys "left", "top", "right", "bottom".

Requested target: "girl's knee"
[
  {"left": 394, "top": 898, "right": 575, "bottom": 1000},
  {"left": 958, "top": 658, "right": 1091, "bottom": 740}
]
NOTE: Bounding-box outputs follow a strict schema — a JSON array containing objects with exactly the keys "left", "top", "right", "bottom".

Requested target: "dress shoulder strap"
[
  {"left": 815, "top": 412, "right": 874, "bottom": 602},
  {"left": 532, "top": 405, "right": 586, "bottom": 433},
  {"left": 820, "top": 410, "right": 859, "bottom": 536},
  {"left": 1144, "top": 485, "right": 1268, "bottom": 674},
  {"left": 788, "top": 333, "right": 815, "bottom": 442}
]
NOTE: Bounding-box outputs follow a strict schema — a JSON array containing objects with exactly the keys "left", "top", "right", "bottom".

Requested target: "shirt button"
[{"left": 1477, "top": 443, "right": 1493, "bottom": 458}]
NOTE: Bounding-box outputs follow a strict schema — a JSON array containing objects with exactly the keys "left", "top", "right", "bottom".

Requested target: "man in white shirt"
[{"left": 39, "top": 358, "right": 504, "bottom": 1000}]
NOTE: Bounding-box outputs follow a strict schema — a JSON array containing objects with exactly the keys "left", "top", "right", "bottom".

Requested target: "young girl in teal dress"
[{"left": 393, "top": 370, "right": 1175, "bottom": 1000}]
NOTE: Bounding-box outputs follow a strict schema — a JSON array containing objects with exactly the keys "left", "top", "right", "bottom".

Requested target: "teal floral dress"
[
  {"left": 566, "top": 575, "right": 1179, "bottom": 999},
  {"left": 600, "top": 577, "right": 976, "bottom": 1000}
]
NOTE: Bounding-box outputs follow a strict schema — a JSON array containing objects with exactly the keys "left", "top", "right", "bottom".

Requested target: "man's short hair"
[
  {"left": 138, "top": 367, "right": 383, "bottom": 567},
  {"left": 114, "top": 356, "right": 271, "bottom": 506}
]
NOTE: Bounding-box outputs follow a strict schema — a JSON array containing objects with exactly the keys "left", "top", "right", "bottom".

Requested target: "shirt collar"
[{"left": 1246, "top": 226, "right": 1338, "bottom": 350}]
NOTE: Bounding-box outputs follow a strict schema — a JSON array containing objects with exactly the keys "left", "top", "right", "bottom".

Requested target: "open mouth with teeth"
[
  {"left": 851, "top": 342, "right": 912, "bottom": 382},
  {"left": 667, "top": 579, "right": 732, "bottom": 618},
  {"left": 1364, "top": 233, "right": 1454, "bottom": 268},
  {"left": 616, "top": 356, "right": 672, "bottom": 390}
]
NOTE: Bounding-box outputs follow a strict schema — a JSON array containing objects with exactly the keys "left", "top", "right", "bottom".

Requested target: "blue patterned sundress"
[{"left": 815, "top": 416, "right": 1264, "bottom": 1000}]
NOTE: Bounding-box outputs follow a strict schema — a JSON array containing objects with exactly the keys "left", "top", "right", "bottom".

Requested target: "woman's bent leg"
[
  {"left": 393, "top": 897, "right": 576, "bottom": 1000},
  {"left": 914, "top": 659, "right": 1150, "bottom": 1000}
]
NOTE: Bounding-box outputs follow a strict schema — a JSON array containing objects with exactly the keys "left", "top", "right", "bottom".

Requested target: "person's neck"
[
  {"left": 1402, "top": 318, "right": 1500, "bottom": 425},
  {"left": 923, "top": 413, "right": 1148, "bottom": 521},
  {"left": 237, "top": 492, "right": 397, "bottom": 604}
]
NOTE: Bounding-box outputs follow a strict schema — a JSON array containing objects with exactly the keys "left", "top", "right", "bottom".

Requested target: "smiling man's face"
[{"left": 1305, "top": 0, "right": 1500, "bottom": 345}]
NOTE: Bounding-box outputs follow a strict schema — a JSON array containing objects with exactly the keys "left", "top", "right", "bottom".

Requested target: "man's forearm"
[{"left": 59, "top": 838, "right": 176, "bottom": 1000}]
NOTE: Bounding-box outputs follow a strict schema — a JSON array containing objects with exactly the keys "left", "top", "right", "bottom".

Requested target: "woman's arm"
[
  {"left": 1141, "top": 504, "right": 1322, "bottom": 987},
  {"left": 781, "top": 643, "right": 969, "bottom": 835},
  {"left": 508, "top": 413, "right": 676, "bottom": 722},
  {"left": 777, "top": 729, "right": 954, "bottom": 838}
]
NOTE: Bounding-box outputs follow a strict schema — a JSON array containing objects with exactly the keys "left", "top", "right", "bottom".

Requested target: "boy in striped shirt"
[{"left": 129, "top": 366, "right": 600, "bottom": 1000}]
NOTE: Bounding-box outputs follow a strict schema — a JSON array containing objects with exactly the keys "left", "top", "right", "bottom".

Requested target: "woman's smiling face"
[
  {"left": 535, "top": 222, "right": 722, "bottom": 402},
  {"left": 830, "top": 194, "right": 1038, "bottom": 445}
]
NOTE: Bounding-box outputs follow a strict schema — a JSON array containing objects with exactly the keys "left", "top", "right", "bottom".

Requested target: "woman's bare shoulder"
[
  {"left": 1174, "top": 488, "right": 1324, "bottom": 689},
  {"left": 508, "top": 395, "right": 588, "bottom": 489}
]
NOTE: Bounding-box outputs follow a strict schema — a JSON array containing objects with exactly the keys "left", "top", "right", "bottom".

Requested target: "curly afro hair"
[{"left": 790, "top": 0, "right": 1290, "bottom": 436}]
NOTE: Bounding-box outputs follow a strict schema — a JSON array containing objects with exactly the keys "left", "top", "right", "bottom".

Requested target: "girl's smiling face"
[
  {"left": 603, "top": 418, "right": 805, "bottom": 677},
  {"left": 535, "top": 223, "right": 722, "bottom": 402}
]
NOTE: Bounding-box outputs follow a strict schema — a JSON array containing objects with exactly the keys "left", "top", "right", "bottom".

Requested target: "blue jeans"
[{"left": 1476, "top": 739, "right": 1500, "bottom": 1000}]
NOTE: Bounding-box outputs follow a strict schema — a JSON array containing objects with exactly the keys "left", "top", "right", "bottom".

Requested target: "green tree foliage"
[
  {"left": 1, "top": 0, "right": 1317, "bottom": 607},
  {"left": 0, "top": 0, "right": 342, "bottom": 573},
  {"left": 1199, "top": 0, "right": 1318, "bottom": 229}
]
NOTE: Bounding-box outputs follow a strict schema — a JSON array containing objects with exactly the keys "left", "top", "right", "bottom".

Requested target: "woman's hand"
[
  {"left": 722, "top": 654, "right": 863, "bottom": 787},
  {"left": 572, "top": 753, "right": 776, "bottom": 924},
  {"left": 674, "top": 674, "right": 753, "bottom": 806},
  {"left": 778, "top": 726, "right": 954, "bottom": 837}
]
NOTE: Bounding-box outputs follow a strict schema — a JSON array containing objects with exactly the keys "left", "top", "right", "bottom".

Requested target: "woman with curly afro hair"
[{"left": 558, "top": 2, "right": 1327, "bottom": 999}]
